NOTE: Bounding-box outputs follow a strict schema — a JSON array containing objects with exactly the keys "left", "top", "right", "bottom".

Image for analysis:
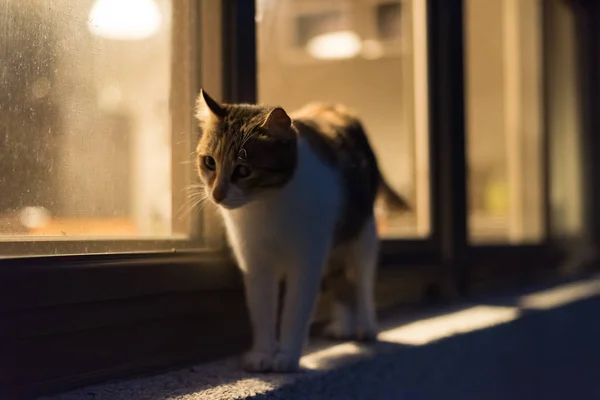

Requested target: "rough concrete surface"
[{"left": 41, "top": 275, "right": 600, "bottom": 400}]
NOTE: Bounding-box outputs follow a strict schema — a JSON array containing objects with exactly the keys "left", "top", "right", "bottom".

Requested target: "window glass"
[
  {"left": 256, "top": 0, "right": 430, "bottom": 238},
  {"left": 0, "top": 0, "right": 187, "bottom": 240},
  {"left": 465, "top": 0, "right": 546, "bottom": 243}
]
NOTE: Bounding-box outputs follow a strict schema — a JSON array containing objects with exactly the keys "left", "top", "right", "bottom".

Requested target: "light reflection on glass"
[{"left": 88, "top": 0, "right": 163, "bottom": 41}]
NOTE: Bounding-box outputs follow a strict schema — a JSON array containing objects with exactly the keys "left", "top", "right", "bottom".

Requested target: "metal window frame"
[{"left": 573, "top": 0, "right": 600, "bottom": 254}]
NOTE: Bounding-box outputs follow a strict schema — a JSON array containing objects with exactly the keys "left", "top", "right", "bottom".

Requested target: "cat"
[{"left": 194, "top": 89, "right": 409, "bottom": 373}]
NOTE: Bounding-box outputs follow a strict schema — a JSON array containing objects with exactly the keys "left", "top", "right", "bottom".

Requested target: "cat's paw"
[
  {"left": 272, "top": 352, "right": 300, "bottom": 373},
  {"left": 241, "top": 351, "right": 274, "bottom": 372}
]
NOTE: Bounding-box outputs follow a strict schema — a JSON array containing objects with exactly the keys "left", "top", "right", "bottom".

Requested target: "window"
[
  {"left": 465, "top": 0, "right": 546, "bottom": 243},
  {"left": 256, "top": 0, "right": 430, "bottom": 238},
  {"left": 0, "top": 0, "right": 202, "bottom": 256}
]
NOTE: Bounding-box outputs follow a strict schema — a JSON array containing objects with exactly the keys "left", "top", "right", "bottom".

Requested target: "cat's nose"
[{"left": 212, "top": 183, "right": 228, "bottom": 204}]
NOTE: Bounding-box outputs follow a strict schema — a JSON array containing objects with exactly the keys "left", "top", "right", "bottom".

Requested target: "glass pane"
[
  {"left": 545, "top": 0, "right": 584, "bottom": 240},
  {"left": 256, "top": 0, "right": 430, "bottom": 238},
  {"left": 465, "top": 0, "right": 545, "bottom": 243},
  {"left": 0, "top": 0, "right": 187, "bottom": 240}
]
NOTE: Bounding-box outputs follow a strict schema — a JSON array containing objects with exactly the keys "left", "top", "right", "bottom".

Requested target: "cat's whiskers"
[
  {"left": 186, "top": 183, "right": 205, "bottom": 190},
  {"left": 176, "top": 183, "right": 210, "bottom": 220},
  {"left": 176, "top": 195, "right": 209, "bottom": 220},
  {"left": 191, "top": 196, "right": 209, "bottom": 213}
]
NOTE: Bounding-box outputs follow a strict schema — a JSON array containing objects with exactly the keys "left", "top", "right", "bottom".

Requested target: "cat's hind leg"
[
  {"left": 324, "top": 217, "right": 379, "bottom": 341},
  {"left": 351, "top": 216, "right": 379, "bottom": 341},
  {"left": 274, "top": 240, "right": 331, "bottom": 372},
  {"left": 322, "top": 258, "right": 358, "bottom": 340}
]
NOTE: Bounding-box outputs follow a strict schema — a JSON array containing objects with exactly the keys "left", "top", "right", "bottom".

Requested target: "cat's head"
[{"left": 194, "top": 89, "right": 298, "bottom": 209}]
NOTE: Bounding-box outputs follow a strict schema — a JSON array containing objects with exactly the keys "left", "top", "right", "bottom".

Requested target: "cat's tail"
[{"left": 377, "top": 176, "right": 411, "bottom": 214}]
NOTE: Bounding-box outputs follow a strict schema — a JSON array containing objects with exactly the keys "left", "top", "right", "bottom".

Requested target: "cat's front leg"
[
  {"left": 274, "top": 249, "right": 328, "bottom": 372},
  {"left": 241, "top": 266, "right": 280, "bottom": 372}
]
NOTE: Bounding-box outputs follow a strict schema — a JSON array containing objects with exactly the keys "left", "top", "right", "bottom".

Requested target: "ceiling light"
[
  {"left": 306, "top": 31, "right": 362, "bottom": 60},
  {"left": 88, "top": 0, "right": 162, "bottom": 41}
]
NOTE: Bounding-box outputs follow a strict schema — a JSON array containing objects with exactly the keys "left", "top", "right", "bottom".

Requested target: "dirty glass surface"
[{"left": 0, "top": 0, "right": 185, "bottom": 241}]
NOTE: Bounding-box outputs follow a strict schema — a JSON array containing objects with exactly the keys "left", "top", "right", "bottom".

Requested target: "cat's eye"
[
  {"left": 203, "top": 156, "right": 216, "bottom": 171},
  {"left": 234, "top": 165, "right": 252, "bottom": 179}
]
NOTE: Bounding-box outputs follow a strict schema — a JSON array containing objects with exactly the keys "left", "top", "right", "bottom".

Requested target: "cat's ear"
[
  {"left": 262, "top": 107, "right": 292, "bottom": 133},
  {"left": 196, "top": 89, "right": 226, "bottom": 121}
]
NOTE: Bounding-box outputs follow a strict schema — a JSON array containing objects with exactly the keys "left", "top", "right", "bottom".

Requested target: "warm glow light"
[
  {"left": 306, "top": 31, "right": 362, "bottom": 60},
  {"left": 361, "top": 39, "right": 384, "bottom": 60},
  {"left": 519, "top": 277, "right": 600, "bottom": 310},
  {"left": 300, "top": 278, "right": 600, "bottom": 371},
  {"left": 379, "top": 305, "right": 519, "bottom": 346},
  {"left": 20, "top": 207, "right": 50, "bottom": 229},
  {"left": 301, "top": 343, "right": 367, "bottom": 370},
  {"left": 88, "top": 0, "right": 162, "bottom": 40},
  {"left": 301, "top": 306, "right": 519, "bottom": 370}
]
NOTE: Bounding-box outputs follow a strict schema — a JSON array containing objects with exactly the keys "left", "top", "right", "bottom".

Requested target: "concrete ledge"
[{"left": 41, "top": 273, "right": 600, "bottom": 400}]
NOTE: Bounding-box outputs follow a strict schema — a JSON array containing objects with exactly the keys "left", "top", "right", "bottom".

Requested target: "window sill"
[
  {"left": 0, "top": 247, "right": 451, "bottom": 398},
  {"left": 0, "top": 241, "right": 572, "bottom": 398}
]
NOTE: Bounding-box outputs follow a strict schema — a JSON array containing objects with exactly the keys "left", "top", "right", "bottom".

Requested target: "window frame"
[
  {"left": 572, "top": 0, "right": 600, "bottom": 257},
  {"left": 0, "top": 0, "right": 211, "bottom": 257}
]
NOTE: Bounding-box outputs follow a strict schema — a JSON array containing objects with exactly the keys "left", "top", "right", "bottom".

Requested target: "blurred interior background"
[{"left": 0, "top": 0, "right": 583, "bottom": 247}]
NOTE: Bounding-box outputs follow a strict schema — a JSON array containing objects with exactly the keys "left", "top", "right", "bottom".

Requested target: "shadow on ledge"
[
  {"left": 251, "top": 296, "right": 600, "bottom": 399},
  {"left": 42, "top": 276, "right": 600, "bottom": 400}
]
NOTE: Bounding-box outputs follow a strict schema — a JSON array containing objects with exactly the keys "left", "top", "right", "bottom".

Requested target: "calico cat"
[{"left": 195, "top": 90, "right": 409, "bottom": 373}]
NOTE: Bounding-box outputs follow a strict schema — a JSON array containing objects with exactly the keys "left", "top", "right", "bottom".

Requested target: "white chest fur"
[
  {"left": 220, "top": 137, "right": 343, "bottom": 272},
  {"left": 216, "top": 137, "right": 377, "bottom": 373}
]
